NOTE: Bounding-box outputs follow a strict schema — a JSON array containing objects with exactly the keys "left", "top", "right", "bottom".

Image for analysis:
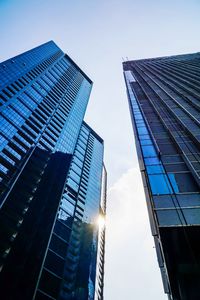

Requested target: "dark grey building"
[
  {"left": 123, "top": 53, "right": 200, "bottom": 300},
  {"left": 0, "top": 41, "right": 106, "bottom": 300}
]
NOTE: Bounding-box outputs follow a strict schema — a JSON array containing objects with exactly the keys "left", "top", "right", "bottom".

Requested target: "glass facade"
[
  {"left": 35, "top": 122, "right": 105, "bottom": 300},
  {"left": 0, "top": 41, "right": 106, "bottom": 300},
  {"left": 123, "top": 54, "right": 200, "bottom": 300}
]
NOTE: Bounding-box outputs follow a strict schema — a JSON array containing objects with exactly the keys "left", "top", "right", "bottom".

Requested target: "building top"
[
  {"left": 63, "top": 52, "right": 92, "bottom": 84},
  {"left": 123, "top": 51, "right": 200, "bottom": 69},
  {"left": 82, "top": 121, "right": 104, "bottom": 144},
  {"left": 0, "top": 40, "right": 92, "bottom": 88}
]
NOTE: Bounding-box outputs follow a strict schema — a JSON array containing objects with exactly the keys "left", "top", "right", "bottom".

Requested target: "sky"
[{"left": 1, "top": 0, "right": 200, "bottom": 299}]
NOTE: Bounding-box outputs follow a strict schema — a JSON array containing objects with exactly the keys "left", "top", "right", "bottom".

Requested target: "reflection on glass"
[{"left": 149, "top": 174, "right": 173, "bottom": 195}]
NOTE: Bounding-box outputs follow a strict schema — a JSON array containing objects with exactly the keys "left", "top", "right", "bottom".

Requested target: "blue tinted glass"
[
  {"left": 149, "top": 174, "right": 173, "bottom": 194},
  {"left": 74, "top": 150, "right": 84, "bottom": 161},
  {"left": 138, "top": 127, "right": 148, "bottom": 135},
  {"left": 139, "top": 134, "right": 150, "bottom": 140},
  {"left": 60, "top": 200, "right": 75, "bottom": 216},
  {"left": 135, "top": 115, "right": 143, "bottom": 120},
  {"left": 146, "top": 165, "right": 164, "bottom": 174},
  {"left": 0, "top": 136, "right": 8, "bottom": 151},
  {"left": 142, "top": 145, "right": 157, "bottom": 157},
  {"left": 72, "top": 157, "right": 83, "bottom": 168},
  {"left": 76, "top": 145, "right": 85, "bottom": 156},
  {"left": 168, "top": 174, "right": 179, "bottom": 193},
  {"left": 67, "top": 178, "right": 79, "bottom": 192},
  {"left": 141, "top": 139, "right": 152, "bottom": 146},
  {"left": 183, "top": 208, "right": 200, "bottom": 224},
  {"left": 145, "top": 157, "right": 160, "bottom": 165},
  {"left": 134, "top": 111, "right": 142, "bottom": 116},
  {"left": 69, "top": 170, "right": 80, "bottom": 184},
  {"left": 3, "top": 108, "right": 24, "bottom": 126},
  {"left": 156, "top": 209, "right": 183, "bottom": 226},
  {"left": 135, "top": 117, "right": 144, "bottom": 122},
  {"left": 71, "top": 163, "right": 82, "bottom": 175}
]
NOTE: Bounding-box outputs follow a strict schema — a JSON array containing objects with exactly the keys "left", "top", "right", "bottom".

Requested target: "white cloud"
[{"left": 104, "top": 167, "right": 167, "bottom": 300}]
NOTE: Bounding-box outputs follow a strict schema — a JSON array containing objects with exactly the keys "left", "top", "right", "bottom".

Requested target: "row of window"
[
  {"left": 35, "top": 125, "right": 104, "bottom": 299},
  {"left": 146, "top": 61, "right": 200, "bottom": 116},
  {"left": 0, "top": 49, "right": 63, "bottom": 104},
  {"left": 127, "top": 72, "right": 198, "bottom": 197},
  {"left": 0, "top": 58, "right": 86, "bottom": 190},
  {"left": 132, "top": 65, "right": 200, "bottom": 191}
]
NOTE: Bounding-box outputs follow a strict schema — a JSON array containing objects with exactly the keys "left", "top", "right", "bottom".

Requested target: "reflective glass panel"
[{"left": 149, "top": 174, "right": 173, "bottom": 194}]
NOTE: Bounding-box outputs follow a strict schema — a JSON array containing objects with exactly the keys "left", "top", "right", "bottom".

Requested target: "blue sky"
[{"left": 1, "top": 0, "right": 200, "bottom": 299}]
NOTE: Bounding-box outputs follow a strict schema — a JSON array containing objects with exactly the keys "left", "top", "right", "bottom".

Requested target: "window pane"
[
  {"left": 139, "top": 134, "right": 150, "bottom": 140},
  {"left": 156, "top": 209, "right": 184, "bottom": 226},
  {"left": 67, "top": 178, "right": 79, "bottom": 192},
  {"left": 168, "top": 173, "right": 199, "bottom": 193},
  {"left": 138, "top": 127, "right": 148, "bottom": 135},
  {"left": 44, "top": 250, "right": 65, "bottom": 277},
  {"left": 162, "top": 155, "right": 183, "bottom": 163},
  {"left": 54, "top": 221, "right": 71, "bottom": 241},
  {"left": 39, "top": 269, "right": 61, "bottom": 298},
  {"left": 149, "top": 174, "right": 173, "bottom": 195},
  {"left": 146, "top": 165, "right": 164, "bottom": 174},
  {"left": 140, "top": 139, "right": 152, "bottom": 146},
  {"left": 69, "top": 169, "right": 80, "bottom": 184},
  {"left": 145, "top": 157, "right": 160, "bottom": 165},
  {"left": 165, "top": 163, "right": 188, "bottom": 172},
  {"left": 142, "top": 145, "right": 157, "bottom": 157},
  {"left": 183, "top": 208, "right": 200, "bottom": 225},
  {"left": 49, "top": 234, "right": 68, "bottom": 258},
  {"left": 60, "top": 200, "right": 75, "bottom": 216}
]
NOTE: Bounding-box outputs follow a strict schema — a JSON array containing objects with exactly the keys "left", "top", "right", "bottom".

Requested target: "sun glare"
[{"left": 97, "top": 215, "right": 106, "bottom": 229}]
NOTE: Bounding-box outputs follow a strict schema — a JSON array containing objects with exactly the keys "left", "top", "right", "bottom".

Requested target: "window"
[
  {"left": 140, "top": 139, "right": 152, "bottom": 146},
  {"left": 142, "top": 145, "right": 157, "bottom": 157},
  {"left": 165, "top": 163, "right": 188, "bottom": 172},
  {"left": 67, "top": 178, "right": 79, "bottom": 192},
  {"left": 138, "top": 127, "right": 149, "bottom": 135},
  {"left": 146, "top": 165, "right": 164, "bottom": 174},
  {"left": 156, "top": 209, "right": 184, "bottom": 226},
  {"left": 183, "top": 208, "right": 200, "bottom": 224},
  {"left": 149, "top": 174, "right": 173, "bottom": 195},
  {"left": 49, "top": 234, "right": 68, "bottom": 258},
  {"left": 162, "top": 155, "right": 183, "bottom": 164},
  {"left": 145, "top": 157, "right": 160, "bottom": 165},
  {"left": 60, "top": 200, "right": 75, "bottom": 216},
  {"left": 69, "top": 169, "right": 80, "bottom": 184},
  {"left": 39, "top": 269, "right": 61, "bottom": 298},
  {"left": 168, "top": 173, "right": 199, "bottom": 193},
  {"left": 44, "top": 250, "right": 65, "bottom": 277},
  {"left": 54, "top": 220, "right": 71, "bottom": 242},
  {"left": 71, "top": 162, "right": 82, "bottom": 176},
  {"left": 158, "top": 143, "right": 179, "bottom": 155}
]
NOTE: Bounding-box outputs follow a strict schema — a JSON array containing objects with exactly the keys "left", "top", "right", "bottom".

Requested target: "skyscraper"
[
  {"left": 0, "top": 41, "right": 106, "bottom": 300},
  {"left": 123, "top": 53, "right": 200, "bottom": 300}
]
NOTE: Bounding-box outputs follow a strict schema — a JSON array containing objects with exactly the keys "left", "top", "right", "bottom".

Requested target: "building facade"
[
  {"left": 123, "top": 53, "right": 200, "bottom": 300},
  {"left": 0, "top": 41, "right": 106, "bottom": 300}
]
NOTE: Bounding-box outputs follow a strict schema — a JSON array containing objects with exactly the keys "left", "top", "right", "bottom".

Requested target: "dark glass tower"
[
  {"left": 0, "top": 41, "right": 106, "bottom": 300},
  {"left": 123, "top": 53, "right": 200, "bottom": 300}
]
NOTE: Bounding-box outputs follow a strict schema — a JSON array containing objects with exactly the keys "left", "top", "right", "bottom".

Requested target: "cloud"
[{"left": 104, "top": 167, "right": 166, "bottom": 300}]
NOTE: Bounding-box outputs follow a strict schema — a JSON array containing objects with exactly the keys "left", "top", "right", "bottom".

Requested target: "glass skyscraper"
[
  {"left": 0, "top": 41, "right": 106, "bottom": 300},
  {"left": 123, "top": 53, "right": 200, "bottom": 300}
]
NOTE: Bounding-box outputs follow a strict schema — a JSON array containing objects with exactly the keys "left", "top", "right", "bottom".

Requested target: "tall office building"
[
  {"left": 123, "top": 53, "right": 200, "bottom": 300},
  {"left": 0, "top": 41, "right": 106, "bottom": 300}
]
